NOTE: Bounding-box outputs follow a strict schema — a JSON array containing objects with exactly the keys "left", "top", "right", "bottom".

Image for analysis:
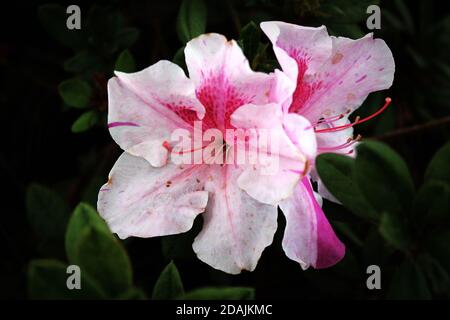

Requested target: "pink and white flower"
[
  {"left": 98, "top": 21, "right": 395, "bottom": 274},
  {"left": 98, "top": 33, "right": 316, "bottom": 274},
  {"left": 261, "top": 21, "right": 395, "bottom": 268}
]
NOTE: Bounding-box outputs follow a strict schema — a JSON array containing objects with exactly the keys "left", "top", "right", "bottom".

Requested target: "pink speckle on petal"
[{"left": 355, "top": 75, "right": 367, "bottom": 83}]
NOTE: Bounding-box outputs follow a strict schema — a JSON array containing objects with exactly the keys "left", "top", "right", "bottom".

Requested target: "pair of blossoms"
[{"left": 98, "top": 21, "right": 395, "bottom": 274}]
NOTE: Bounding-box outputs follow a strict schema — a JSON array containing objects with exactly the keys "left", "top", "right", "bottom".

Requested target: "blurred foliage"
[
  {"left": 176, "top": 0, "right": 207, "bottom": 43},
  {"left": 317, "top": 141, "right": 450, "bottom": 298},
  {"left": 1, "top": 0, "right": 449, "bottom": 299},
  {"left": 28, "top": 203, "right": 250, "bottom": 299},
  {"left": 39, "top": 3, "right": 140, "bottom": 133}
]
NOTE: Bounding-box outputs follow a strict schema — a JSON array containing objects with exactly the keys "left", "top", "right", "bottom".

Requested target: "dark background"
[{"left": 1, "top": 0, "right": 450, "bottom": 299}]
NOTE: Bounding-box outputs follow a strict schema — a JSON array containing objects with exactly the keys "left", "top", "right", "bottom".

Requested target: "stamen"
[
  {"left": 305, "top": 113, "right": 344, "bottom": 130},
  {"left": 315, "top": 97, "right": 392, "bottom": 133},
  {"left": 318, "top": 134, "right": 362, "bottom": 151},
  {"left": 172, "top": 144, "right": 208, "bottom": 155}
]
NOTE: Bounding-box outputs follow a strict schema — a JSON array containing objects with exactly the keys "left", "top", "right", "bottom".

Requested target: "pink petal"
[
  {"left": 300, "top": 34, "right": 395, "bottom": 121},
  {"left": 184, "top": 33, "right": 281, "bottom": 131},
  {"left": 282, "top": 112, "right": 317, "bottom": 160},
  {"left": 229, "top": 103, "right": 306, "bottom": 160},
  {"left": 261, "top": 21, "right": 395, "bottom": 122},
  {"left": 237, "top": 165, "right": 300, "bottom": 206},
  {"left": 260, "top": 21, "right": 332, "bottom": 84},
  {"left": 97, "top": 152, "right": 208, "bottom": 239},
  {"left": 108, "top": 61, "right": 205, "bottom": 166},
  {"left": 271, "top": 69, "right": 297, "bottom": 113},
  {"left": 192, "top": 165, "right": 278, "bottom": 274},
  {"left": 230, "top": 103, "right": 313, "bottom": 205},
  {"left": 279, "top": 177, "right": 345, "bottom": 269}
]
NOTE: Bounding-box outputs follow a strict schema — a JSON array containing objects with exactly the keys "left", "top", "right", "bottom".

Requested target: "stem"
[{"left": 372, "top": 116, "right": 450, "bottom": 140}]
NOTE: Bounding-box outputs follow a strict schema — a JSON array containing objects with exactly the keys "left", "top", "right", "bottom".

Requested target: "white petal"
[
  {"left": 98, "top": 153, "right": 208, "bottom": 239},
  {"left": 192, "top": 166, "right": 278, "bottom": 274}
]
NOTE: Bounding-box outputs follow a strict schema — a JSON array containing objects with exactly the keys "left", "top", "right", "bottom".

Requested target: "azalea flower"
[
  {"left": 261, "top": 21, "right": 395, "bottom": 268},
  {"left": 98, "top": 33, "right": 316, "bottom": 274}
]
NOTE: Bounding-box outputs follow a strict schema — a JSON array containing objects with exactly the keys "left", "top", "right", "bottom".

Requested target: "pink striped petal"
[
  {"left": 108, "top": 61, "right": 205, "bottom": 166},
  {"left": 261, "top": 21, "right": 395, "bottom": 122},
  {"left": 192, "top": 165, "right": 278, "bottom": 274},
  {"left": 279, "top": 177, "right": 345, "bottom": 269},
  {"left": 184, "top": 33, "right": 285, "bottom": 131},
  {"left": 98, "top": 152, "right": 208, "bottom": 239}
]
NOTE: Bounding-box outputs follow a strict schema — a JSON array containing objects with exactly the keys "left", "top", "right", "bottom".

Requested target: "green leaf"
[
  {"left": 413, "top": 180, "right": 450, "bottom": 230},
  {"left": 316, "top": 153, "right": 377, "bottom": 219},
  {"left": 26, "top": 183, "right": 70, "bottom": 240},
  {"left": 355, "top": 141, "right": 415, "bottom": 214},
  {"left": 116, "top": 28, "right": 140, "bottom": 49},
  {"left": 81, "top": 175, "right": 106, "bottom": 206},
  {"left": 172, "top": 46, "right": 187, "bottom": 71},
  {"left": 239, "top": 21, "right": 261, "bottom": 65},
  {"left": 71, "top": 110, "right": 99, "bottom": 133},
  {"left": 59, "top": 79, "right": 92, "bottom": 109},
  {"left": 417, "top": 254, "right": 450, "bottom": 295},
  {"left": 180, "top": 287, "right": 255, "bottom": 300},
  {"left": 379, "top": 212, "right": 411, "bottom": 251},
  {"left": 333, "top": 222, "right": 363, "bottom": 247},
  {"left": 85, "top": 5, "right": 121, "bottom": 54},
  {"left": 65, "top": 202, "right": 111, "bottom": 263},
  {"left": 28, "top": 259, "right": 105, "bottom": 299},
  {"left": 71, "top": 226, "right": 133, "bottom": 297},
  {"left": 152, "top": 261, "right": 184, "bottom": 300},
  {"left": 64, "top": 51, "right": 104, "bottom": 74},
  {"left": 320, "top": 0, "right": 379, "bottom": 23},
  {"left": 251, "top": 43, "right": 270, "bottom": 72},
  {"left": 388, "top": 259, "right": 432, "bottom": 299},
  {"left": 427, "top": 231, "right": 450, "bottom": 272},
  {"left": 118, "top": 287, "right": 147, "bottom": 300},
  {"left": 38, "top": 4, "right": 85, "bottom": 49},
  {"left": 425, "top": 142, "right": 450, "bottom": 184},
  {"left": 176, "top": 0, "right": 207, "bottom": 43},
  {"left": 115, "top": 49, "right": 136, "bottom": 73}
]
